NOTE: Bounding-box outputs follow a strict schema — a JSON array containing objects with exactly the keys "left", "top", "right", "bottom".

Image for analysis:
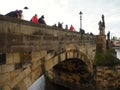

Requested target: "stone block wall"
[
  {"left": 0, "top": 15, "right": 97, "bottom": 90},
  {"left": 96, "top": 35, "right": 106, "bottom": 53},
  {"left": 0, "top": 51, "right": 46, "bottom": 90},
  {"left": 95, "top": 65, "right": 120, "bottom": 89}
]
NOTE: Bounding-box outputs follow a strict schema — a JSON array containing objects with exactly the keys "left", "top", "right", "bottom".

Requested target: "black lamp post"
[{"left": 79, "top": 11, "right": 83, "bottom": 31}]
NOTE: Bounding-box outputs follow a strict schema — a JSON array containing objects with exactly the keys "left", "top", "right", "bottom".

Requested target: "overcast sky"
[{"left": 0, "top": 0, "right": 120, "bottom": 38}]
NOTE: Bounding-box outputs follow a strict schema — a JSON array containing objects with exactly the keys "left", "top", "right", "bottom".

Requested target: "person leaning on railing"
[{"left": 5, "top": 10, "right": 23, "bottom": 19}]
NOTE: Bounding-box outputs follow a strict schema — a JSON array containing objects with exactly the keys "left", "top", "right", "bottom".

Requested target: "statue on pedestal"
[{"left": 98, "top": 14, "right": 105, "bottom": 35}]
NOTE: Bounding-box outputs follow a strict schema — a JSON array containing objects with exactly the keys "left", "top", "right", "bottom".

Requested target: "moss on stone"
[{"left": 94, "top": 49, "right": 120, "bottom": 66}]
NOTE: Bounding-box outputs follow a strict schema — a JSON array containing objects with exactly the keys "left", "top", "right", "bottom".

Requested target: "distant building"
[{"left": 112, "top": 38, "right": 120, "bottom": 47}]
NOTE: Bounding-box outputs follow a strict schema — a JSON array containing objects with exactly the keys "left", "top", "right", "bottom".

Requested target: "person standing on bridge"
[
  {"left": 69, "top": 25, "right": 75, "bottom": 31},
  {"left": 38, "top": 15, "right": 46, "bottom": 25},
  {"left": 17, "top": 10, "right": 23, "bottom": 19},
  {"left": 31, "top": 14, "right": 39, "bottom": 23}
]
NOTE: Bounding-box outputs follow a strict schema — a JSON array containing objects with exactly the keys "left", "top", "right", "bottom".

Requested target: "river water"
[
  {"left": 115, "top": 48, "right": 120, "bottom": 59},
  {"left": 28, "top": 75, "right": 45, "bottom": 90},
  {"left": 28, "top": 48, "right": 120, "bottom": 90}
]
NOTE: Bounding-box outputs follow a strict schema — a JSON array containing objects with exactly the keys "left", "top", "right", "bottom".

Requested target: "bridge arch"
[
  {"left": 43, "top": 49, "right": 94, "bottom": 89},
  {"left": 43, "top": 49, "right": 93, "bottom": 75}
]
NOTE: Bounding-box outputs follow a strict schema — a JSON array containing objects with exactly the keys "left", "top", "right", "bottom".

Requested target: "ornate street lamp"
[{"left": 79, "top": 11, "right": 83, "bottom": 30}]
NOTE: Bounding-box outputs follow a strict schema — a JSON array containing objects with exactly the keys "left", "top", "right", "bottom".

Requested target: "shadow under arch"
[
  {"left": 43, "top": 49, "right": 93, "bottom": 76},
  {"left": 43, "top": 50, "right": 94, "bottom": 90}
]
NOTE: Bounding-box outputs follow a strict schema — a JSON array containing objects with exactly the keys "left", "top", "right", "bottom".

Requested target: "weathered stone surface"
[
  {"left": 116, "top": 65, "right": 120, "bottom": 69},
  {"left": 0, "top": 66, "right": 1, "bottom": 74},
  {"left": 31, "top": 67, "right": 42, "bottom": 83},
  {"left": 67, "top": 51, "right": 73, "bottom": 58},
  {"left": 73, "top": 52, "right": 78, "bottom": 58},
  {"left": 6, "top": 53, "right": 14, "bottom": 64},
  {"left": 0, "top": 73, "right": 9, "bottom": 85},
  {"left": 45, "top": 53, "right": 55, "bottom": 60},
  {"left": 31, "top": 60, "right": 41, "bottom": 70},
  {"left": 51, "top": 56, "right": 59, "bottom": 66},
  {"left": 6, "top": 53, "right": 20, "bottom": 64},
  {"left": 9, "top": 78, "right": 17, "bottom": 88},
  {"left": 9, "top": 70, "right": 22, "bottom": 81},
  {"left": 14, "top": 81, "right": 27, "bottom": 90},
  {"left": 3, "top": 85, "right": 11, "bottom": 90},
  {"left": 23, "top": 67, "right": 31, "bottom": 76},
  {"left": 13, "top": 53, "right": 20, "bottom": 63},
  {"left": 1, "top": 64, "right": 15, "bottom": 73},
  {"left": 60, "top": 53, "right": 66, "bottom": 61},
  {"left": 0, "top": 15, "right": 96, "bottom": 90},
  {"left": 23, "top": 75, "right": 32, "bottom": 88},
  {"left": 31, "top": 51, "right": 47, "bottom": 62},
  {"left": 16, "top": 71, "right": 26, "bottom": 83},
  {"left": 96, "top": 35, "right": 106, "bottom": 52},
  {"left": 95, "top": 65, "right": 120, "bottom": 89}
]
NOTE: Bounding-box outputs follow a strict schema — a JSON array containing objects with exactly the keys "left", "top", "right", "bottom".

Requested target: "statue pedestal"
[{"left": 96, "top": 35, "right": 106, "bottom": 53}]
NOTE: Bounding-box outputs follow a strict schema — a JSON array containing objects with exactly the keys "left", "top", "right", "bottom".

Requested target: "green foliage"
[{"left": 94, "top": 49, "right": 120, "bottom": 66}]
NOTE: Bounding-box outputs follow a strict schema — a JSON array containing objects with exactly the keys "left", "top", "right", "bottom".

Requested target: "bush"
[{"left": 94, "top": 49, "right": 120, "bottom": 66}]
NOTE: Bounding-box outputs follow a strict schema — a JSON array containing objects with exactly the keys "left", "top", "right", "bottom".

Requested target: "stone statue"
[
  {"left": 98, "top": 14, "right": 105, "bottom": 35},
  {"left": 107, "top": 31, "right": 110, "bottom": 40}
]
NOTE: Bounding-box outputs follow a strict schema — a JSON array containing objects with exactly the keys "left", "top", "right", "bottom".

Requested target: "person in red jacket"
[
  {"left": 69, "top": 25, "right": 75, "bottom": 31},
  {"left": 31, "top": 14, "right": 39, "bottom": 23}
]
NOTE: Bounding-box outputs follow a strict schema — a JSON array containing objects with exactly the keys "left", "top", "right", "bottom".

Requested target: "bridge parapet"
[{"left": 0, "top": 15, "right": 96, "bottom": 52}]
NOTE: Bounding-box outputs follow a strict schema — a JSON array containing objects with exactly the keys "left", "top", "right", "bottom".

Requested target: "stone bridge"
[{"left": 0, "top": 15, "right": 96, "bottom": 90}]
